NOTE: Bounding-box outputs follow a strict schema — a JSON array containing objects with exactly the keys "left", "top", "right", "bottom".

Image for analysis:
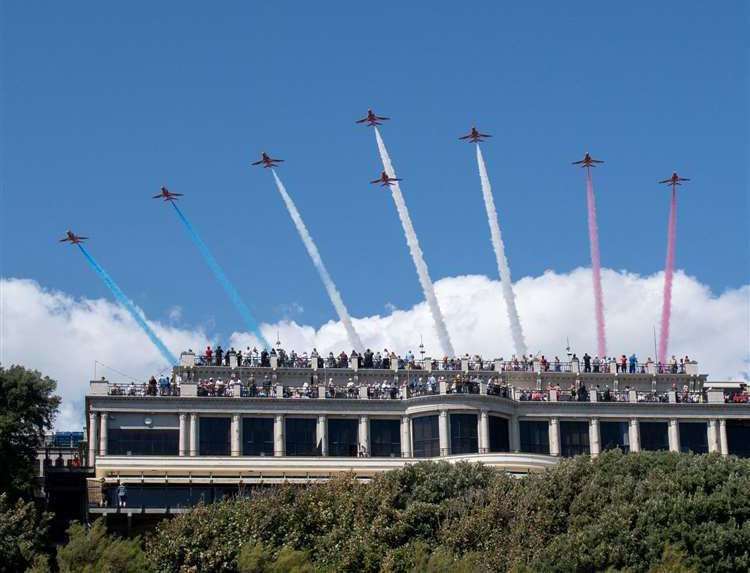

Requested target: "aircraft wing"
[
  {"left": 251, "top": 160, "right": 263, "bottom": 165},
  {"left": 376, "top": 116, "right": 390, "bottom": 121},
  {"left": 459, "top": 134, "right": 470, "bottom": 140},
  {"left": 658, "top": 178, "right": 672, "bottom": 184},
  {"left": 152, "top": 193, "right": 163, "bottom": 198},
  {"left": 355, "top": 118, "right": 368, "bottom": 124},
  {"left": 59, "top": 237, "right": 70, "bottom": 242},
  {"left": 572, "top": 160, "right": 584, "bottom": 165}
]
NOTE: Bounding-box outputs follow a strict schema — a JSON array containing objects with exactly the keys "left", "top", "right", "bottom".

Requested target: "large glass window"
[
  {"left": 108, "top": 429, "right": 178, "bottom": 456},
  {"left": 412, "top": 415, "right": 440, "bottom": 458},
  {"left": 560, "top": 421, "right": 590, "bottom": 457},
  {"left": 519, "top": 420, "right": 549, "bottom": 454},
  {"left": 600, "top": 421, "right": 630, "bottom": 452},
  {"left": 488, "top": 416, "right": 510, "bottom": 453},
  {"left": 328, "top": 419, "right": 358, "bottom": 457},
  {"left": 679, "top": 422, "right": 708, "bottom": 454},
  {"left": 200, "top": 417, "right": 231, "bottom": 456},
  {"left": 370, "top": 419, "right": 401, "bottom": 457},
  {"left": 285, "top": 418, "right": 319, "bottom": 456},
  {"left": 640, "top": 421, "right": 669, "bottom": 451},
  {"left": 450, "top": 413, "right": 478, "bottom": 455},
  {"left": 242, "top": 418, "right": 274, "bottom": 456},
  {"left": 727, "top": 420, "right": 750, "bottom": 458}
]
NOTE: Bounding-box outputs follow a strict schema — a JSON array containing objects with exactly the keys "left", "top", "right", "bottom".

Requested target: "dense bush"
[
  {"left": 145, "top": 453, "right": 750, "bottom": 572},
  {"left": 56, "top": 519, "right": 150, "bottom": 573},
  {"left": 0, "top": 493, "right": 51, "bottom": 573}
]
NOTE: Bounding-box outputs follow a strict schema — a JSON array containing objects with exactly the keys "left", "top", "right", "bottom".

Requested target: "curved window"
[
  {"left": 450, "top": 414, "right": 478, "bottom": 455},
  {"left": 412, "top": 416, "right": 440, "bottom": 458}
]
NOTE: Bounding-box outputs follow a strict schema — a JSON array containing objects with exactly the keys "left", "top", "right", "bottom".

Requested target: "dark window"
[
  {"left": 200, "top": 417, "right": 230, "bottom": 456},
  {"left": 286, "top": 418, "right": 319, "bottom": 456},
  {"left": 727, "top": 420, "right": 750, "bottom": 458},
  {"left": 450, "top": 413, "right": 478, "bottom": 455},
  {"left": 520, "top": 420, "right": 549, "bottom": 454},
  {"left": 328, "top": 419, "right": 358, "bottom": 457},
  {"left": 109, "top": 429, "right": 178, "bottom": 456},
  {"left": 488, "top": 416, "right": 510, "bottom": 453},
  {"left": 640, "top": 421, "right": 669, "bottom": 451},
  {"left": 242, "top": 418, "right": 274, "bottom": 456},
  {"left": 370, "top": 419, "right": 401, "bottom": 457},
  {"left": 560, "top": 421, "right": 590, "bottom": 457},
  {"left": 600, "top": 421, "right": 630, "bottom": 452},
  {"left": 679, "top": 422, "right": 708, "bottom": 454},
  {"left": 413, "top": 415, "right": 440, "bottom": 458}
]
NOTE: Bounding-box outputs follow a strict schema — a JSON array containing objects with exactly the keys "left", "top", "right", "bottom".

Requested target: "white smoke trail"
[
  {"left": 476, "top": 145, "right": 528, "bottom": 356},
  {"left": 374, "top": 127, "right": 456, "bottom": 357},
  {"left": 271, "top": 170, "right": 364, "bottom": 353}
]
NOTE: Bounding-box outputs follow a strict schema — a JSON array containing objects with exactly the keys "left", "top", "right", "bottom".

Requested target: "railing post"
[
  {"left": 358, "top": 386, "right": 369, "bottom": 399},
  {"left": 548, "top": 389, "right": 558, "bottom": 402},
  {"left": 628, "top": 389, "right": 638, "bottom": 403},
  {"left": 479, "top": 380, "right": 488, "bottom": 395},
  {"left": 318, "top": 385, "right": 327, "bottom": 399},
  {"left": 461, "top": 357, "right": 469, "bottom": 373},
  {"left": 232, "top": 382, "right": 242, "bottom": 398},
  {"left": 439, "top": 379, "right": 448, "bottom": 395},
  {"left": 180, "top": 351, "right": 196, "bottom": 367},
  {"left": 423, "top": 358, "right": 432, "bottom": 372},
  {"left": 275, "top": 384, "right": 285, "bottom": 398}
]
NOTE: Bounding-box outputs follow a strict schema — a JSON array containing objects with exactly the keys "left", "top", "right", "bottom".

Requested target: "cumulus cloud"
[{"left": 1, "top": 270, "right": 748, "bottom": 430}]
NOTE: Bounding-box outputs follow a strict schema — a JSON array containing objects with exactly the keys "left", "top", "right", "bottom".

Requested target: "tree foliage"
[
  {"left": 56, "top": 519, "right": 151, "bottom": 573},
  {"left": 0, "top": 493, "right": 51, "bottom": 573}
]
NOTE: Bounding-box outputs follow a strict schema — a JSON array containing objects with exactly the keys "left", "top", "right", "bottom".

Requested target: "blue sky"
[{"left": 2, "top": 1, "right": 748, "bottom": 340}]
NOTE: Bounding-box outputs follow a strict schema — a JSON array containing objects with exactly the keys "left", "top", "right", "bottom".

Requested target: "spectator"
[
  {"left": 215, "top": 345, "right": 223, "bottom": 366},
  {"left": 117, "top": 481, "right": 127, "bottom": 508},
  {"left": 583, "top": 353, "right": 591, "bottom": 372},
  {"left": 629, "top": 353, "right": 637, "bottom": 374}
]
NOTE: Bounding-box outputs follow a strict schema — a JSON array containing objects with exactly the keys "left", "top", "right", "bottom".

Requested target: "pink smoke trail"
[
  {"left": 658, "top": 188, "right": 677, "bottom": 365},
  {"left": 586, "top": 168, "right": 607, "bottom": 358}
]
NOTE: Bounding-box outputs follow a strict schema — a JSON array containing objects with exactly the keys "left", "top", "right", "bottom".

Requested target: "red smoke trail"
[
  {"left": 586, "top": 168, "right": 607, "bottom": 358},
  {"left": 658, "top": 188, "right": 677, "bottom": 365}
]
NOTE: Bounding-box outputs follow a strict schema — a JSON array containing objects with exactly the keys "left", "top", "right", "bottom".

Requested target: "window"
[
  {"left": 450, "top": 413, "right": 478, "bottom": 455},
  {"left": 519, "top": 420, "right": 549, "bottom": 454},
  {"left": 727, "top": 420, "right": 750, "bottom": 458},
  {"left": 285, "top": 418, "right": 318, "bottom": 456},
  {"left": 600, "top": 421, "right": 630, "bottom": 452},
  {"left": 412, "top": 415, "right": 440, "bottom": 458},
  {"left": 560, "top": 421, "right": 590, "bottom": 457},
  {"left": 640, "top": 421, "right": 669, "bottom": 451},
  {"left": 678, "top": 422, "right": 708, "bottom": 454},
  {"left": 328, "top": 419, "right": 358, "bottom": 457},
  {"left": 242, "top": 418, "right": 274, "bottom": 456},
  {"left": 370, "top": 419, "right": 401, "bottom": 457},
  {"left": 199, "top": 417, "right": 231, "bottom": 456},
  {"left": 108, "top": 429, "right": 178, "bottom": 456},
  {"left": 488, "top": 416, "right": 510, "bottom": 453}
]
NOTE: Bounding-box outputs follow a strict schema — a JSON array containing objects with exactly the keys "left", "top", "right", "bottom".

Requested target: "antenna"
[{"left": 419, "top": 335, "right": 425, "bottom": 360}]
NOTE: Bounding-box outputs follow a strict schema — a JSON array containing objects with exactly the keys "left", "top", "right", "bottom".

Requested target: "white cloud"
[
  {"left": 167, "top": 305, "right": 183, "bottom": 322},
  {"left": 1, "top": 269, "right": 748, "bottom": 430}
]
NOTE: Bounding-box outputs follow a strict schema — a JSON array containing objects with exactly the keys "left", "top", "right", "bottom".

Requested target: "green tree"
[
  {"left": 0, "top": 365, "right": 60, "bottom": 499},
  {"left": 56, "top": 520, "right": 150, "bottom": 573},
  {"left": 0, "top": 493, "right": 51, "bottom": 573}
]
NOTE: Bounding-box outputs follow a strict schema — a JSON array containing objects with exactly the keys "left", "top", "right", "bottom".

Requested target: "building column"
[
  {"left": 549, "top": 417, "right": 560, "bottom": 456},
  {"left": 589, "top": 418, "right": 601, "bottom": 457},
  {"left": 668, "top": 419, "right": 680, "bottom": 453},
  {"left": 401, "top": 416, "right": 412, "bottom": 458},
  {"left": 231, "top": 414, "right": 241, "bottom": 457},
  {"left": 707, "top": 420, "right": 719, "bottom": 453},
  {"left": 510, "top": 415, "right": 520, "bottom": 453},
  {"left": 99, "top": 412, "right": 108, "bottom": 457},
  {"left": 479, "top": 410, "right": 490, "bottom": 454},
  {"left": 628, "top": 418, "right": 641, "bottom": 453},
  {"left": 439, "top": 410, "right": 449, "bottom": 456},
  {"left": 358, "top": 415, "right": 369, "bottom": 456},
  {"left": 178, "top": 413, "right": 188, "bottom": 457},
  {"left": 719, "top": 419, "right": 729, "bottom": 456},
  {"left": 274, "top": 414, "right": 285, "bottom": 457},
  {"left": 88, "top": 411, "right": 99, "bottom": 466},
  {"left": 189, "top": 413, "right": 199, "bottom": 456},
  {"left": 317, "top": 415, "right": 328, "bottom": 456}
]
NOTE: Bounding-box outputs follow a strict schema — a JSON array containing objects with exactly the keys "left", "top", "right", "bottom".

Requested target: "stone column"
[
  {"left": 628, "top": 419, "right": 641, "bottom": 453},
  {"left": 510, "top": 415, "right": 520, "bottom": 452},
  {"left": 668, "top": 419, "right": 680, "bottom": 453},
  {"left": 400, "top": 416, "right": 412, "bottom": 458},
  {"left": 439, "top": 411, "right": 449, "bottom": 456},
  {"left": 707, "top": 420, "right": 719, "bottom": 453},
  {"left": 549, "top": 417, "right": 560, "bottom": 456},
  {"left": 178, "top": 413, "right": 188, "bottom": 456},
  {"left": 88, "top": 412, "right": 99, "bottom": 466},
  {"left": 274, "top": 414, "right": 285, "bottom": 457},
  {"left": 231, "top": 414, "right": 241, "bottom": 456},
  {"left": 589, "top": 418, "right": 601, "bottom": 457},
  {"left": 358, "top": 416, "right": 369, "bottom": 455},
  {"left": 99, "top": 412, "right": 108, "bottom": 457},
  {"left": 189, "top": 413, "right": 199, "bottom": 456},
  {"left": 317, "top": 415, "right": 328, "bottom": 456},
  {"left": 479, "top": 410, "right": 490, "bottom": 454},
  {"left": 719, "top": 419, "right": 729, "bottom": 456}
]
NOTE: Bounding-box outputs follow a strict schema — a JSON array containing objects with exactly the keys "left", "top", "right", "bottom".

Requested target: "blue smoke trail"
[
  {"left": 77, "top": 244, "right": 178, "bottom": 366},
  {"left": 170, "top": 202, "right": 270, "bottom": 349}
]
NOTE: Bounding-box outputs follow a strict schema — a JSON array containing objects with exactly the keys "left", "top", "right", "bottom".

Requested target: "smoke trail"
[
  {"left": 586, "top": 168, "right": 607, "bottom": 358},
  {"left": 658, "top": 189, "right": 677, "bottom": 365},
  {"left": 77, "top": 244, "right": 178, "bottom": 365},
  {"left": 373, "top": 127, "right": 455, "bottom": 357},
  {"left": 271, "top": 170, "right": 364, "bottom": 352},
  {"left": 170, "top": 202, "right": 270, "bottom": 349},
  {"left": 475, "top": 145, "right": 528, "bottom": 356}
]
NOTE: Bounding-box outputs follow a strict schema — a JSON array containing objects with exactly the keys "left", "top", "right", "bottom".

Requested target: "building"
[{"left": 84, "top": 351, "right": 750, "bottom": 527}]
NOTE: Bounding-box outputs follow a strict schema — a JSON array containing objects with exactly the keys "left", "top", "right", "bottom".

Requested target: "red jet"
[
  {"left": 572, "top": 152, "right": 604, "bottom": 168},
  {"left": 459, "top": 126, "right": 491, "bottom": 143},
  {"left": 152, "top": 186, "right": 183, "bottom": 202},
  {"left": 251, "top": 152, "right": 284, "bottom": 168},
  {"left": 370, "top": 171, "right": 402, "bottom": 187},
  {"left": 59, "top": 230, "right": 88, "bottom": 244},
  {"left": 659, "top": 172, "right": 690, "bottom": 187},
  {"left": 356, "top": 109, "right": 389, "bottom": 126}
]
